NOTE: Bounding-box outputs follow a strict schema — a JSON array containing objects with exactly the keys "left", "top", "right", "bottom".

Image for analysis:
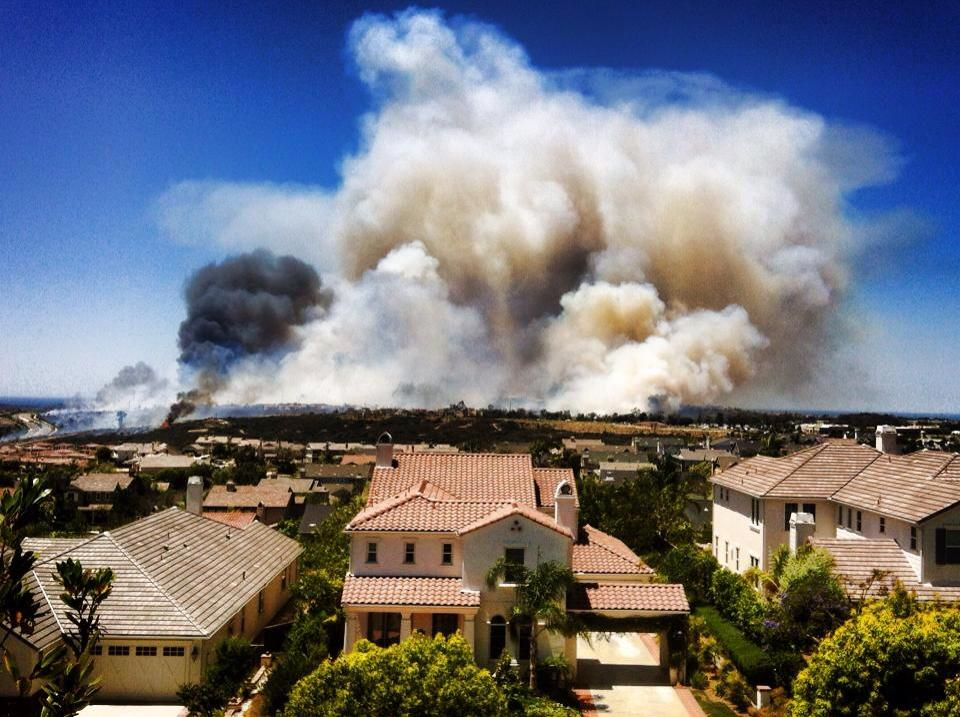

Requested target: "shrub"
[
  {"left": 695, "top": 607, "right": 774, "bottom": 686},
  {"left": 520, "top": 696, "right": 579, "bottom": 717},
  {"left": 659, "top": 544, "right": 720, "bottom": 605},
  {"left": 535, "top": 654, "right": 572, "bottom": 694},
  {"left": 690, "top": 671, "right": 709, "bottom": 690},
  {"left": 284, "top": 634, "right": 507, "bottom": 717},
  {"left": 791, "top": 586, "right": 960, "bottom": 716},
  {"left": 177, "top": 637, "right": 255, "bottom": 716},
  {"left": 709, "top": 569, "right": 764, "bottom": 638},
  {"left": 262, "top": 613, "right": 329, "bottom": 715}
]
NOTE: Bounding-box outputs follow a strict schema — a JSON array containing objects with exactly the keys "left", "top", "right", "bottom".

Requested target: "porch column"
[
  {"left": 659, "top": 631, "right": 674, "bottom": 685},
  {"left": 400, "top": 611, "right": 412, "bottom": 641},
  {"left": 463, "top": 615, "right": 475, "bottom": 655},
  {"left": 344, "top": 613, "right": 360, "bottom": 653}
]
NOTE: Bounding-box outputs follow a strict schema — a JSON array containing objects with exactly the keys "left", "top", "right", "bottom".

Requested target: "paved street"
[{"left": 576, "top": 633, "right": 705, "bottom": 717}]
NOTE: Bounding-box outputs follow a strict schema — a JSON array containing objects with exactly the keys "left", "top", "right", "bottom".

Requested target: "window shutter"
[{"left": 936, "top": 528, "right": 947, "bottom": 565}]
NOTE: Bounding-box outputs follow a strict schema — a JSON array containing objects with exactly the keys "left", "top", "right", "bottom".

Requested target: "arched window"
[{"left": 489, "top": 615, "right": 506, "bottom": 659}]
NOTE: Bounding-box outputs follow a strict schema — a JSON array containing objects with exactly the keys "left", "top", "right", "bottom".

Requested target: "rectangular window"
[
  {"left": 257, "top": 590, "right": 264, "bottom": 614},
  {"left": 504, "top": 548, "right": 525, "bottom": 583},
  {"left": 838, "top": 504, "right": 843, "bottom": 524},
  {"left": 431, "top": 613, "right": 459, "bottom": 637},
  {"left": 802, "top": 503, "right": 817, "bottom": 520},
  {"left": 750, "top": 556, "right": 759, "bottom": 568},
  {"left": 857, "top": 511, "right": 862, "bottom": 532},
  {"left": 366, "top": 542, "right": 378, "bottom": 564},
  {"left": 880, "top": 517, "right": 886, "bottom": 534},
  {"left": 714, "top": 536, "right": 719, "bottom": 557},
  {"left": 784, "top": 503, "right": 798, "bottom": 531},
  {"left": 441, "top": 543, "right": 453, "bottom": 565},
  {"left": 107, "top": 645, "right": 129, "bottom": 656},
  {"left": 735, "top": 546, "right": 740, "bottom": 571},
  {"left": 404, "top": 542, "right": 416, "bottom": 564},
  {"left": 367, "top": 612, "right": 401, "bottom": 648},
  {"left": 135, "top": 646, "right": 157, "bottom": 657},
  {"left": 847, "top": 508, "right": 852, "bottom": 528},
  {"left": 724, "top": 541, "right": 729, "bottom": 565},
  {"left": 163, "top": 646, "right": 185, "bottom": 657},
  {"left": 944, "top": 529, "right": 960, "bottom": 563},
  {"left": 92, "top": 645, "right": 102, "bottom": 655},
  {"left": 750, "top": 498, "right": 762, "bottom": 526},
  {"left": 910, "top": 526, "right": 918, "bottom": 550}
]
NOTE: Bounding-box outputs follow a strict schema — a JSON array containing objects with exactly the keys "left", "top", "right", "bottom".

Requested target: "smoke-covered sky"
[{"left": 2, "top": 2, "right": 958, "bottom": 414}]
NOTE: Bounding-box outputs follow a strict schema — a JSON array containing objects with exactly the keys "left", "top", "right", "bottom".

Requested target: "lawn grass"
[{"left": 693, "top": 690, "right": 740, "bottom": 717}]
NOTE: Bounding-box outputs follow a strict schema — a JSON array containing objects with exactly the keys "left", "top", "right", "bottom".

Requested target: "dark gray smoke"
[
  {"left": 167, "top": 250, "right": 331, "bottom": 423},
  {"left": 95, "top": 362, "right": 166, "bottom": 405}
]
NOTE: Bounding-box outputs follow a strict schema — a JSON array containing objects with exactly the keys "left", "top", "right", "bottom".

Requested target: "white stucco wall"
[
  {"left": 349, "top": 533, "right": 461, "bottom": 578},
  {"left": 711, "top": 486, "right": 763, "bottom": 573},
  {"left": 921, "top": 504, "right": 960, "bottom": 585}
]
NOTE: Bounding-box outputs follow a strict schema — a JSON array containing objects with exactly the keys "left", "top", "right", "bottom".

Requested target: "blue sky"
[{"left": 1, "top": 1, "right": 958, "bottom": 411}]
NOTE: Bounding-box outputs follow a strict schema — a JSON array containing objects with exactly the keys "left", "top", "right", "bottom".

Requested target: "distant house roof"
[
  {"left": 70, "top": 473, "right": 135, "bottom": 493},
  {"left": 567, "top": 583, "right": 689, "bottom": 613},
  {"left": 298, "top": 501, "right": 335, "bottom": 535},
  {"left": 16, "top": 508, "right": 301, "bottom": 650},
  {"left": 137, "top": 454, "right": 197, "bottom": 471},
  {"left": 302, "top": 463, "right": 372, "bottom": 480},
  {"left": 368, "top": 452, "right": 538, "bottom": 506},
  {"left": 259, "top": 476, "right": 316, "bottom": 494},
  {"left": 202, "top": 510, "right": 258, "bottom": 529},
  {"left": 341, "top": 575, "right": 480, "bottom": 608},
  {"left": 598, "top": 461, "right": 656, "bottom": 473},
  {"left": 811, "top": 537, "right": 960, "bottom": 601},
  {"left": 677, "top": 448, "right": 735, "bottom": 463},
  {"left": 712, "top": 442, "right": 960, "bottom": 523},
  {"left": 341, "top": 453, "right": 376, "bottom": 465},
  {"left": 572, "top": 525, "right": 654, "bottom": 576},
  {"left": 204, "top": 484, "right": 293, "bottom": 510}
]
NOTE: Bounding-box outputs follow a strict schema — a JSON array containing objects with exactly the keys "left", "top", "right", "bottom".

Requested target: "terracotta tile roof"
[
  {"left": 70, "top": 473, "right": 135, "bottom": 493},
  {"left": 204, "top": 484, "right": 293, "bottom": 510},
  {"left": 341, "top": 453, "right": 376, "bottom": 465},
  {"left": 347, "top": 492, "right": 509, "bottom": 533},
  {"left": 832, "top": 452, "right": 960, "bottom": 523},
  {"left": 573, "top": 525, "right": 653, "bottom": 575},
  {"left": 202, "top": 510, "right": 258, "bottom": 529},
  {"left": 811, "top": 537, "right": 960, "bottom": 602},
  {"left": 341, "top": 575, "right": 480, "bottom": 607},
  {"left": 568, "top": 583, "right": 689, "bottom": 613},
  {"left": 533, "top": 468, "right": 579, "bottom": 508},
  {"left": 368, "top": 453, "right": 538, "bottom": 506},
  {"left": 458, "top": 502, "right": 575, "bottom": 540}
]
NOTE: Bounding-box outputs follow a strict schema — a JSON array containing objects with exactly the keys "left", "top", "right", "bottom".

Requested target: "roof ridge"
[
  {"left": 107, "top": 533, "right": 205, "bottom": 635},
  {"left": 583, "top": 525, "right": 638, "bottom": 563},
  {"left": 30, "top": 532, "right": 106, "bottom": 566},
  {"left": 30, "top": 569, "right": 66, "bottom": 637},
  {"left": 757, "top": 443, "right": 829, "bottom": 495}
]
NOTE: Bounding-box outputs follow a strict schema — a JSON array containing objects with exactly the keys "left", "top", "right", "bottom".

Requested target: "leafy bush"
[
  {"left": 694, "top": 607, "right": 773, "bottom": 686},
  {"left": 262, "top": 613, "right": 329, "bottom": 715},
  {"left": 535, "top": 654, "right": 572, "bottom": 694},
  {"left": 520, "top": 696, "right": 579, "bottom": 717},
  {"left": 177, "top": 637, "right": 255, "bottom": 716},
  {"left": 690, "top": 671, "right": 709, "bottom": 690},
  {"left": 659, "top": 544, "right": 720, "bottom": 606},
  {"left": 791, "top": 585, "right": 960, "bottom": 716},
  {"left": 284, "top": 634, "right": 507, "bottom": 717},
  {"left": 709, "top": 569, "right": 764, "bottom": 638},
  {"left": 715, "top": 663, "right": 752, "bottom": 711}
]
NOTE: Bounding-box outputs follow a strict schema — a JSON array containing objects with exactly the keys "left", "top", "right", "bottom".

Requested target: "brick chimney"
[
  {"left": 554, "top": 480, "right": 577, "bottom": 536},
  {"left": 186, "top": 475, "right": 203, "bottom": 516},
  {"left": 376, "top": 432, "right": 394, "bottom": 469}
]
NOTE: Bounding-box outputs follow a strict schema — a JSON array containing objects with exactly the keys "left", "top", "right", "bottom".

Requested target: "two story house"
[
  {"left": 711, "top": 428, "right": 960, "bottom": 599},
  {"left": 341, "top": 436, "right": 689, "bottom": 676}
]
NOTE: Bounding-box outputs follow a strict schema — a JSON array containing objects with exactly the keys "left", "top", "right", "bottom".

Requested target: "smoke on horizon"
[{"left": 154, "top": 9, "right": 904, "bottom": 414}]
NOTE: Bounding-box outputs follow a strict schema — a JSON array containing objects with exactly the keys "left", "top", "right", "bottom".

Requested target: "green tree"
[
  {"left": 485, "top": 558, "right": 581, "bottom": 691},
  {"left": 261, "top": 612, "right": 329, "bottom": 715},
  {"left": 284, "top": 633, "right": 506, "bottom": 717},
  {"left": 790, "top": 584, "right": 960, "bottom": 716},
  {"left": 177, "top": 637, "right": 255, "bottom": 716}
]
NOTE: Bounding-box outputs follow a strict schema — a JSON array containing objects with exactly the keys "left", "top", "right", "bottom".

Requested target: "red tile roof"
[
  {"left": 341, "top": 575, "right": 480, "bottom": 607},
  {"left": 573, "top": 525, "right": 653, "bottom": 575},
  {"left": 368, "top": 453, "right": 538, "bottom": 506},
  {"left": 534, "top": 468, "right": 579, "bottom": 508},
  {"left": 203, "top": 484, "right": 293, "bottom": 510},
  {"left": 568, "top": 583, "right": 689, "bottom": 613},
  {"left": 202, "top": 510, "right": 258, "bottom": 529},
  {"left": 458, "top": 502, "right": 575, "bottom": 540}
]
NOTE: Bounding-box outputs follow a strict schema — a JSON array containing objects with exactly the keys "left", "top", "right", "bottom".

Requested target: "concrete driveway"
[{"left": 575, "top": 633, "right": 704, "bottom": 717}]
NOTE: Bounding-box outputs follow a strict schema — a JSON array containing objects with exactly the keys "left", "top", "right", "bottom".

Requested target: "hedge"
[{"left": 694, "top": 606, "right": 774, "bottom": 686}]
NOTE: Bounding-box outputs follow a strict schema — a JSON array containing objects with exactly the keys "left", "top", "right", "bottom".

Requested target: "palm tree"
[{"left": 485, "top": 556, "right": 581, "bottom": 690}]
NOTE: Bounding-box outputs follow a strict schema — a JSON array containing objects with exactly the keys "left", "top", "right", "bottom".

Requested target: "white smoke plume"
[{"left": 158, "top": 8, "right": 901, "bottom": 413}]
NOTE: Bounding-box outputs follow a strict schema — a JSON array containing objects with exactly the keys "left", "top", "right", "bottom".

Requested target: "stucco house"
[
  {"left": 66, "top": 472, "right": 142, "bottom": 523},
  {"left": 203, "top": 481, "right": 295, "bottom": 527},
  {"left": 341, "top": 436, "right": 689, "bottom": 678},
  {"left": 0, "top": 502, "right": 301, "bottom": 702},
  {"left": 711, "top": 427, "right": 960, "bottom": 599}
]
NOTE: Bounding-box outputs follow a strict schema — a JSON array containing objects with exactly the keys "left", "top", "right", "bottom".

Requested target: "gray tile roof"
[{"left": 15, "top": 508, "right": 301, "bottom": 649}]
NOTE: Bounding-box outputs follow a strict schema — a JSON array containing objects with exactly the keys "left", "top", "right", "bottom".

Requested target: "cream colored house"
[
  {"left": 341, "top": 437, "right": 689, "bottom": 677},
  {"left": 711, "top": 428, "right": 960, "bottom": 599},
  {"left": 0, "top": 506, "right": 301, "bottom": 702}
]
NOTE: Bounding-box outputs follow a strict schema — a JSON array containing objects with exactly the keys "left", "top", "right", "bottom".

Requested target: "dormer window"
[
  {"left": 441, "top": 543, "right": 453, "bottom": 565},
  {"left": 404, "top": 542, "right": 416, "bottom": 564},
  {"left": 366, "top": 542, "right": 378, "bottom": 564}
]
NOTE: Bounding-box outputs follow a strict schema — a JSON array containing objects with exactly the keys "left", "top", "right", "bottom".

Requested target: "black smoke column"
[{"left": 167, "top": 249, "right": 330, "bottom": 423}]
